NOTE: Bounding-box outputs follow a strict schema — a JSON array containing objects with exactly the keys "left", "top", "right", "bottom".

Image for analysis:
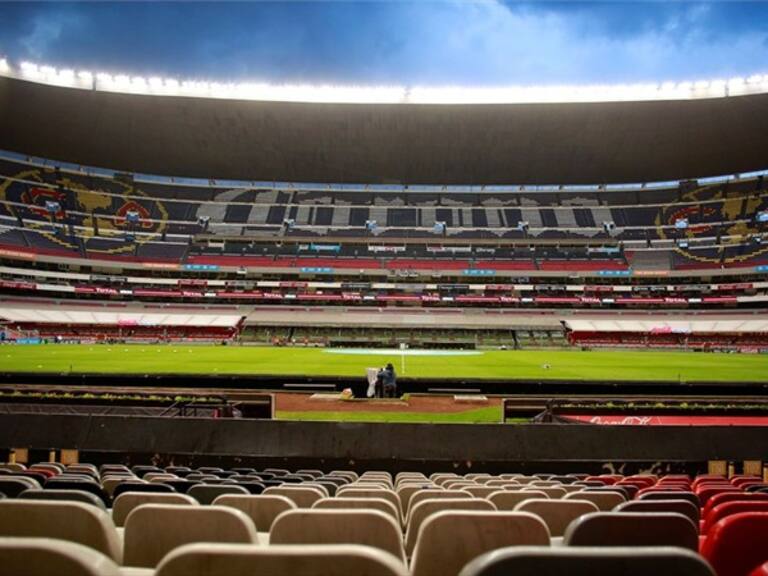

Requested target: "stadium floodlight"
[{"left": 5, "top": 58, "right": 768, "bottom": 103}]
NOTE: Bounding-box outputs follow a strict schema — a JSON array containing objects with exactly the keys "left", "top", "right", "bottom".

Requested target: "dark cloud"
[{"left": 0, "top": 1, "right": 766, "bottom": 84}]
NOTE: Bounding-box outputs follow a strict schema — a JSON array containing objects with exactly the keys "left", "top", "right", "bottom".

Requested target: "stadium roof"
[{"left": 2, "top": 63, "right": 768, "bottom": 185}]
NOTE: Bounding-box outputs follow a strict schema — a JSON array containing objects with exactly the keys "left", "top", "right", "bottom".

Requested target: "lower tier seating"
[{"left": 2, "top": 462, "right": 768, "bottom": 575}]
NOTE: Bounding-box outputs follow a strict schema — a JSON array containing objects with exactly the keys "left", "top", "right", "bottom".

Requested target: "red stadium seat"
[
  {"left": 748, "top": 561, "right": 768, "bottom": 576},
  {"left": 731, "top": 477, "right": 763, "bottom": 488},
  {"left": 701, "top": 512, "right": 768, "bottom": 576},
  {"left": 703, "top": 493, "right": 768, "bottom": 521},
  {"left": 696, "top": 488, "right": 743, "bottom": 507},
  {"left": 702, "top": 501, "right": 768, "bottom": 535}
]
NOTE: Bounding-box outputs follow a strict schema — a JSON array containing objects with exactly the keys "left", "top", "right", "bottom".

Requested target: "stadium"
[{"left": 1, "top": 3, "right": 768, "bottom": 575}]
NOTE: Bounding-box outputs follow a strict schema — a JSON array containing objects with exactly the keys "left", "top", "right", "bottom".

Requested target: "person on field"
[{"left": 381, "top": 363, "right": 397, "bottom": 398}]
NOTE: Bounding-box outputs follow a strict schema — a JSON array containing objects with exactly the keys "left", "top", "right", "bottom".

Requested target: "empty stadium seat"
[
  {"left": 270, "top": 509, "right": 407, "bottom": 564},
  {"left": 702, "top": 501, "right": 768, "bottom": 535},
  {"left": 260, "top": 485, "right": 325, "bottom": 508},
  {"left": 563, "top": 512, "right": 698, "bottom": 551},
  {"left": 564, "top": 490, "right": 626, "bottom": 510},
  {"left": 701, "top": 512, "right": 768, "bottom": 576},
  {"left": 18, "top": 489, "right": 107, "bottom": 510},
  {"left": 212, "top": 494, "right": 297, "bottom": 532},
  {"left": 0, "top": 537, "right": 122, "bottom": 576},
  {"left": 112, "top": 492, "right": 198, "bottom": 527},
  {"left": 405, "top": 498, "right": 496, "bottom": 555},
  {"left": 639, "top": 490, "right": 700, "bottom": 507},
  {"left": 122, "top": 504, "right": 258, "bottom": 567},
  {"left": 488, "top": 490, "right": 549, "bottom": 510},
  {"left": 313, "top": 496, "right": 401, "bottom": 524},
  {"left": 615, "top": 499, "right": 700, "bottom": 528},
  {"left": 43, "top": 480, "right": 110, "bottom": 507},
  {"left": 406, "top": 489, "right": 472, "bottom": 518},
  {"left": 458, "top": 546, "right": 716, "bottom": 576},
  {"left": 188, "top": 484, "right": 249, "bottom": 505},
  {"left": 513, "top": 499, "right": 599, "bottom": 538},
  {"left": 410, "top": 511, "right": 551, "bottom": 576},
  {"left": 0, "top": 500, "right": 122, "bottom": 562},
  {"left": 336, "top": 487, "right": 403, "bottom": 517},
  {"left": 112, "top": 482, "right": 176, "bottom": 499},
  {"left": 155, "top": 543, "right": 409, "bottom": 576},
  {"left": 0, "top": 477, "right": 41, "bottom": 497}
]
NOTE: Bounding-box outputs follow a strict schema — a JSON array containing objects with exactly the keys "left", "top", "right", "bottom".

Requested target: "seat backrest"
[
  {"left": 262, "top": 485, "right": 325, "bottom": 508},
  {"left": 122, "top": 503, "right": 258, "bottom": 567},
  {"left": 18, "top": 489, "right": 106, "bottom": 511},
  {"left": 703, "top": 501, "right": 768, "bottom": 534},
  {"left": 313, "top": 497, "right": 401, "bottom": 524},
  {"left": 522, "top": 486, "right": 567, "bottom": 499},
  {"left": 112, "top": 482, "right": 175, "bottom": 499},
  {"left": 703, "top": 493, "right": 768, "bottom": 518},
  {"left": 488, "top": 490, "right": 548, "bottom": 511},
  {"left": 405, "top": 498, "right": 496, "bottom": 556},
  {"left": 213, "top": 494, "right": 297, "bottom": 532},
  {"left": 563, "top": 512, "right": 698, "bottom": 551},
  {"left": 615, "top": 499, "right": 700, "bottom": 528},
  {"left": 458, "top": 545, "right": 716, "bottom": 576},
  {"left": 638, "top": 491, "right": 700, "bottom": 507},
  {"left": 0, "top": 477, "right": 40, "bottom": 497},
  {"left": 407, "top": 490, "right": 472, "bottom": 518},
  {"left": 336, "top": 488, "right": 403, "bottom": 517},
  {"left": 410, "top": 511, "right": 550, "bottom": 576},
  {"left": 270, "top": 509, "right": 406, "bottom": 564},
  {"left": 188, "top": 484, "right": 249, "bottom": 505},
  {"left": 485, "top": 480, "right": 521, "bottom": 488},
  {"left": 564, "top": 491, "right": 626, "bottom": 511},
  {"left": 513, "top": 499, "right": 599, "bottom": 537},
  {"left": 155, "top": 542, "right": 408, "bottom": 576},
  {"left": 463, "top": 486, "right": 502, "bottom": 499},
  {"left": 101, "top": 478, "right": 135, "bottom": 497},
  {"left": 701, "top": 512, "right": 768, "bottom": 576},
  {"left": 112, "top": 492, "right": 197, "bottom": 527},
  {"left": 396, "top": 485, "right": 438, "bottom": 516},
  {"left": 0, "top": 537, "right": 122, "bottom": 576},
  {"left": 0, "top": 500, "right": 122, "bottom": 562}
]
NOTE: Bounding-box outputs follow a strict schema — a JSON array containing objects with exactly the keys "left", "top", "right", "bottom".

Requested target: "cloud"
[{"left": 0, "top": 1, "right": 766, "bottom": 85}]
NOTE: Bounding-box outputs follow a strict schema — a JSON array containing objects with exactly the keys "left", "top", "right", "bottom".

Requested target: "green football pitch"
[{"left": 0, "top": 344, "right": 766, "bottom": 382}]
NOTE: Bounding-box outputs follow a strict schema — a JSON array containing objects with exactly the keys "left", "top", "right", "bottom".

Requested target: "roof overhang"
[{"left": 2, "top": 74, "right": 767, "bottom": 185}]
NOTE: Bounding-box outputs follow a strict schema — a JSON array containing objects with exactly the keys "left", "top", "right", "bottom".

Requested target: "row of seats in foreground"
[{"left": 2, "top": 463, "right": 768, "bottom": 575}]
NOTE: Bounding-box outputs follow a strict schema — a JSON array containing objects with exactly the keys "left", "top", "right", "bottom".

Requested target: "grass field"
[
  {"left": 276, "top": 406, "right": 505, "bottom": 423},
  {"left": 0, "top": 344, "right": 766, "bottom": 382}
]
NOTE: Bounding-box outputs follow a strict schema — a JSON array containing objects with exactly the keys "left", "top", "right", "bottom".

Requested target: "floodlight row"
[{"left": 3, "top": 58, "right": 768, "bottom": 104}]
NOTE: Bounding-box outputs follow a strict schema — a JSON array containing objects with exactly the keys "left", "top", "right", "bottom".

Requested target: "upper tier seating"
[{"left": 1, "top": 156, "right": 766, "bottom": 271}]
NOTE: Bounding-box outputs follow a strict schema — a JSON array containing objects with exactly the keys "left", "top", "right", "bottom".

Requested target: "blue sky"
[{"left": 1, "top": 1, "right": 767, "bottom": 86}]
